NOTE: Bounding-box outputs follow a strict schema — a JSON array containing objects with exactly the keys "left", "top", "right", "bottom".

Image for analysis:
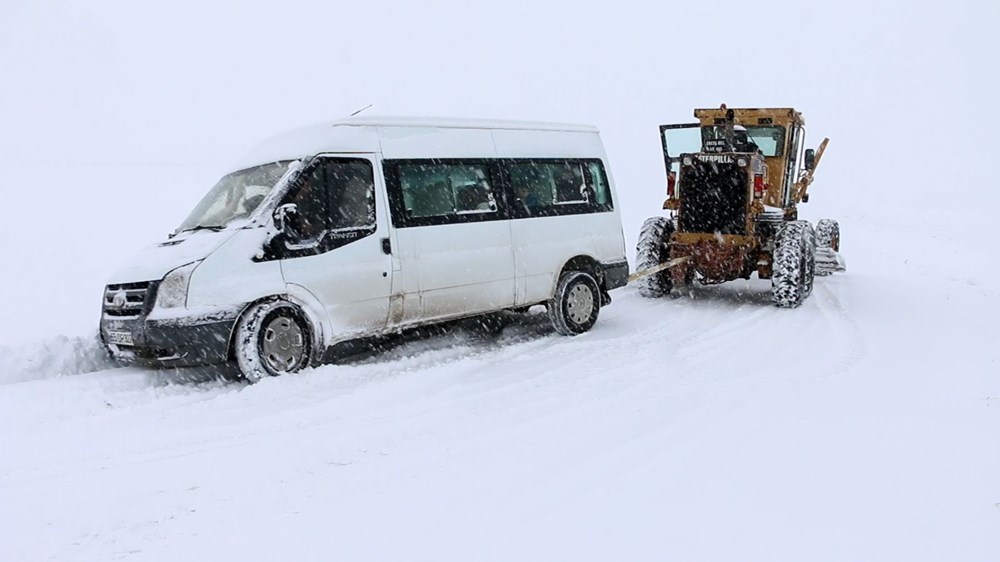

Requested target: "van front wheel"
[
  {"left": 235, "top": 300, "right": 313, "bottom": 383},
  {"left": 548, "top": 271, "right": 601, "bottom": 336}
]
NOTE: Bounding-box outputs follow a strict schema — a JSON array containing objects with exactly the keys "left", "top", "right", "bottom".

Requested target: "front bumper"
[{"left": 100, "top": 308, "right": 239, "bottom": 368}]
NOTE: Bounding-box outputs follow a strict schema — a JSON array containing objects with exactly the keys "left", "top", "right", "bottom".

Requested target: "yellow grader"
[{"left": 635, "top": 105, "right": 844, "bottom": 307}]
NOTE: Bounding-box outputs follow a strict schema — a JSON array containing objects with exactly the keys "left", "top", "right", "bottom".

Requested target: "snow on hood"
[{"left": 107, "top": 229, "right": 238, "bottom": 284}]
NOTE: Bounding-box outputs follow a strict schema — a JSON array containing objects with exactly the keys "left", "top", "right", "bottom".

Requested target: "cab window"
[
  {"left": 283, "top": 158, "right": 375, "bottom": 246},
  {"left": 702, "top": 125, "right": 787, "bottom": 157},
  {"left": 746, "top": 126, "right": 786, "bottom": 157}
]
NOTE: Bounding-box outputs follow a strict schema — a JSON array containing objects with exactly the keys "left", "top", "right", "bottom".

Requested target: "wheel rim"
[
  {"left": 566, "top": 282, "right": 595, "bottom": 325},
  {"left": 261, "top": 316, "right": 306, "bottom": 373}
]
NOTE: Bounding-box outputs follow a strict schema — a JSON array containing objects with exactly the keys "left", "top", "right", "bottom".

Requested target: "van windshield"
[{"left": 175, "top": 161, "right": 295, "bottom": 234}]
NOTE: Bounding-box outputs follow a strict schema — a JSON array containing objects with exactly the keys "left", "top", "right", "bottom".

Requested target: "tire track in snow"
[
  {"left": 4, "top": 277, "right": 867, "bottom": 495},
  {"left": 810, "top": 277, "right": 867, "bottom": 377},
  {"left": 616, "top": 276, "right": 866, "bottom": 385}
]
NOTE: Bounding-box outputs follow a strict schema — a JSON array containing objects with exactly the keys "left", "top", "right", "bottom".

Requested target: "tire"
[
  {"left": 548, "top": 271, "right": 601, "bottom": 336},
  {"left": 816, "top": 218, "right": 840, "bottom": 251},
  {"left": 234, "top": 300, "right": 313, "bottom": 383},
  {"left": 636, "top": 216, "right": 674, "bottom": 298},
  {"left": 771, "top": 221, "right": 816, "bottom": 308},
  {"left": 802, "top": 222, "right": 816, "bottom": 297}
]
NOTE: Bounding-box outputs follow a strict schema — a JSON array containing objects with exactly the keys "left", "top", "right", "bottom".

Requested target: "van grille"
[{"left": 103, "top": 282, "right": 152, "bottom": 317}]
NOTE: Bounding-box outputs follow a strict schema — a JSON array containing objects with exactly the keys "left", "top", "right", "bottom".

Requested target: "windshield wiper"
[{"left": 171, "top": 225, "right": 227, "bottom": 237}]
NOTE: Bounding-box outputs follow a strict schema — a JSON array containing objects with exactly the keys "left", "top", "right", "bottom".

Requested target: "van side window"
[
  {"left": 507, "top": 159, "right": 612, "bottom": 217},
  {"left": 286, "top": 163, "right": 329, "bottom": 243},
  {"left": 281, "top": 157, "right": 376, "bottom": 251},
  {"left": 586, "top": 160, "right": 612, "bottom": 206},
  {"left": 326, "top": 160, "right": 376, "bottom": 229},
  {"left": 397, "top": 162, "right": 497, "bottom": 219},
  {"left": 553, "top": 162, "right": 588, "bottom": 203}
]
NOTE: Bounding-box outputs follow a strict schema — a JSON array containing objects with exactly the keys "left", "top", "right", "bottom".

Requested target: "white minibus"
[{"left": 100, "top": 117, "right": 629, "bottom": 381}]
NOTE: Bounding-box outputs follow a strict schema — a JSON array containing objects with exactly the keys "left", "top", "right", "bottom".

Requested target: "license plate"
[{"left": 107, "top": 330, "right": 134, "bottom": 346}]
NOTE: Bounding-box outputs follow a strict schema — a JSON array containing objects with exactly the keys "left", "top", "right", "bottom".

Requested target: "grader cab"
[{"left": 636, "top": 105, "right": 844, "bottom": 307}]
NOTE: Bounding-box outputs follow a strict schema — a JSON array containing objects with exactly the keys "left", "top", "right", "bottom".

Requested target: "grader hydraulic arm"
[{"left": 792, "top": 137, "right": 829, "bottom": 204}]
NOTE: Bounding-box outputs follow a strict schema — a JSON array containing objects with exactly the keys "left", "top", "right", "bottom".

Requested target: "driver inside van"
[{"left": 333, "top": 173, "right": 373, "bottom": 228}]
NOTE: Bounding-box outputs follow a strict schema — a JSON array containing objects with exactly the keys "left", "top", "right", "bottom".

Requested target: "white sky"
[{"left": 0, "top": 0, "right": 997, "bottom": 341}]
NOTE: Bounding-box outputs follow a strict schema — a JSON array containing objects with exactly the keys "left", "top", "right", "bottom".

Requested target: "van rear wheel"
[
  {"left": 235, "top": 300, "right": 313, "bottom": 383},
  {"left": 548, "top": 271, "right": 601, "bottom": 336}
]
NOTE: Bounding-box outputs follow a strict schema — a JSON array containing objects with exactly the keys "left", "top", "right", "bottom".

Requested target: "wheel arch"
[
  {"left": 555, "top": 255, "right": 603, "bottom": 292},
  {"left": 225, "top": 288, "right": 327, "bottom": 366}
]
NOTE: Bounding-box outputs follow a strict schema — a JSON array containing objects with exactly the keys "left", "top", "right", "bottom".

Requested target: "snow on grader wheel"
[
  {"left": 635, "top": 216, "right": 674, "bottom": 298},
  {"left": 771, "top": 221, "right": 817, "bottom": 308},
  {"left": 816, "top": 218, "right": 840, "bottom": 252},
  {"left": 814, "top": 218, "right": 845, "bottom": 276}
]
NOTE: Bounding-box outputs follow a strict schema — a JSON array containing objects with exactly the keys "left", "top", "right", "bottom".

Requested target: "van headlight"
[{"left": 155, "top": 261, "right": 201, "bottom": 309}]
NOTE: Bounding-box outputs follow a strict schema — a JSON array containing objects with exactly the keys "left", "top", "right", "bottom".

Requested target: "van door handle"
[{"left": 381, "top": 237, "right": 392, "bottom": 255}]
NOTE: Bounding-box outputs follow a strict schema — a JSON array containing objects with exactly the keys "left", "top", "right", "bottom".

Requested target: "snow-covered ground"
[
  {"left": 2, "top": 210, "right": 998, "bottom": 560},
  {"left": 2, "top": 1, "right": 998, "bottom": 560}
]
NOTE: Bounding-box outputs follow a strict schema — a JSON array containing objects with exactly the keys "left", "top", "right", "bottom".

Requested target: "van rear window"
[{"left": 506, "top": 159, "right": 613, "bottom": 218}]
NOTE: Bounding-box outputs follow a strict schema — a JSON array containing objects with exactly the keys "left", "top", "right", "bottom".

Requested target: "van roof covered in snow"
[
  {"left": 234, "top": 116, "right": 602, "bottom": 170},
  {"left": 329, "top": 115, "right": 599, "bottom": 133}
]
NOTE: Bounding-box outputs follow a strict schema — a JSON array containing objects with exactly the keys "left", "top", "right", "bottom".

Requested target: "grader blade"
[{"left": 815, "top": 247, "right": 847, "bottom": 275}]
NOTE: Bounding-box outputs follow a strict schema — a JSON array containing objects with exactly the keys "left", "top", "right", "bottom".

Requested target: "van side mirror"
[
  {"left": 804, "top": 149, "right": 816, "bottom": 171},
  {"left": 273, "top": 203, "right": 298, "bottom": 232}
]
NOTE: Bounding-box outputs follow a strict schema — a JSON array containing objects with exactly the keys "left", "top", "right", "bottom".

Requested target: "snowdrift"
[{"left": 0, "top": 332, "right": 114, "bottom": 385}]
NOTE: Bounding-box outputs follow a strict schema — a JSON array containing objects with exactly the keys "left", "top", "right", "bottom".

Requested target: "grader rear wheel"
[
  {"left": 636, "top": 216, "right": 674, "bottom": 298},
  {"left": 771, "top": 221, "right": 816, "bottom": 308}
]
